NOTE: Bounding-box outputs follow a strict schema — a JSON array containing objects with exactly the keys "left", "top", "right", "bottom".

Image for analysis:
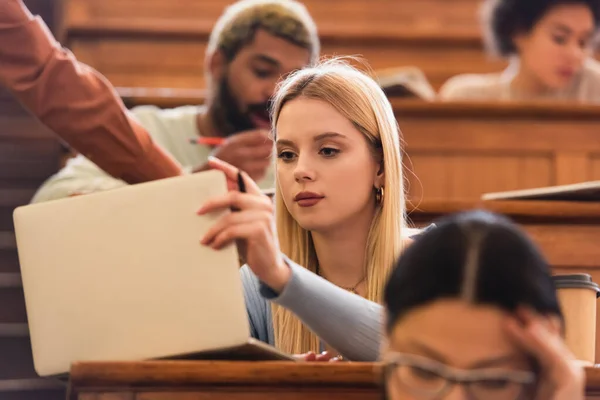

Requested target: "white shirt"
[{"left": 31, "top": 105, "right": 276, "bottom": 203}]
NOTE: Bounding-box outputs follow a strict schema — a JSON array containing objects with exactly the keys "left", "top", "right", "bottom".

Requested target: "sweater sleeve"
[
  {"left": 260, "top": 258, "right": 383, "bottom": 362},
  {"left": 0, "top": 0, "right": 183, "bottom": 184}
]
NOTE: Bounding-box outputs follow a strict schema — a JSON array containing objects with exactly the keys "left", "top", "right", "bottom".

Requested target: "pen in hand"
[
  {"left": 189, "top": 137, "right": 226, "bottom": 146},
  {"left": 234, "top": 170, "right": 247, "bottom": 264}
]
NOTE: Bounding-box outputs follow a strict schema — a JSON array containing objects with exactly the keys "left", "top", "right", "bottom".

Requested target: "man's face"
[{"left": 211, "top": 29, "right": 311, "bottom": 136}]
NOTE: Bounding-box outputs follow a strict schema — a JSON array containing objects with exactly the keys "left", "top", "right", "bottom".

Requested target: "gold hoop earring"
[{"left": 375, "top": 186, "right": 385, "bottom": 204}]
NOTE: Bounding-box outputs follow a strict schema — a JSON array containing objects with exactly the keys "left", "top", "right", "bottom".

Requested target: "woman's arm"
[
  {"left": 0, "top": 0, "right": 182, "bottom": 184},
  {"left": 260, "top": 258, "right": 383, "bottom": 362}
]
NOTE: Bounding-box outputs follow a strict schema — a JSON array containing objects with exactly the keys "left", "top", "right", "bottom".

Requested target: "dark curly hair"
[{"left": 482, "top": 0, "right": 600, "bottom": 56}]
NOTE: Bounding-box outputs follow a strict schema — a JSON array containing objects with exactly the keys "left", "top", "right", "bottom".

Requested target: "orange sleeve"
[{"left": 0, "top": 0, "right": 183, "bottom": 184}]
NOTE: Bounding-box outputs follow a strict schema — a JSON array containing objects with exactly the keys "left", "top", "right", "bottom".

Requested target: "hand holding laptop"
[{"left": 197, "top": 157, "right": 291, "bottom": 293}]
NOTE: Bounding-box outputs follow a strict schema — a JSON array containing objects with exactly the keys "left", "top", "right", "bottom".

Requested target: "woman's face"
[
  {"left": 274, "top": 97, "right": 383, "bottom": 233},
  {"left": 384, "top": 300, "right": 536, "bottom": 400},
  {"left": 515, "top": 3, "right": 595, "bottom": 90}
]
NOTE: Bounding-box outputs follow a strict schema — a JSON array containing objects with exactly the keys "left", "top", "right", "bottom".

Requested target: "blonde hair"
[
  {"left": 207, "top": 0, "right": 319, "bottom": 63},
  {"left": 270, "top": 59, "right": 407, "bottom": 354}
]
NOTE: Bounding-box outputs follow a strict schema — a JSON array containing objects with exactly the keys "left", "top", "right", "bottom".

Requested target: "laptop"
[
  {"left": 13, "top": 170, "right": 293, "bottom": 378},
  {"left": 481, "top": 180, "right": 600, "bottom": 202}
]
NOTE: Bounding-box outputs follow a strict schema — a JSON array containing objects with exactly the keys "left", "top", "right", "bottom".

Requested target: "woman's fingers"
[
  {"left": 207, "top": 156, "right": 263, "bottom": 195},
  {"left": 293, "top": 352, "right": 316, "bottom": 362},
  {"left": 505, "top": 317, "right": 563, "bottom": 370},
  {"left": 504, "top": 307, "right": 583, "bottom": 399},
  {"left": 197, "top": 191, "right": 272, "bottom": 215},
  {"left": 201, "top": 210, "right": 272, "bottom": 247},
  {"left": 315, "top": 351, "right": 336, "bottom": 362},
  {"left": 208, "top": 220, "right": 271, "bottom": 250}
]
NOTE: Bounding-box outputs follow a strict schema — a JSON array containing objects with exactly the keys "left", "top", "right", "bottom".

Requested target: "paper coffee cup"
[{"left": 553, "top": 274, "right": 600, "bottom": 364}]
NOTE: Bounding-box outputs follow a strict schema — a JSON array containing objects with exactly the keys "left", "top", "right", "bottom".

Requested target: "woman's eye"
[
  {"left": 319, "top": 147, "right": 340, "bottom": 158},
  {"left": 552, "top": 35, "right": 567, "bottom": 45},
  {"left": 277, "top": 151, "right": 296, "bottom": 162},
  {"left": 410, "top": 366, "right": 439, "bottom": 381}
]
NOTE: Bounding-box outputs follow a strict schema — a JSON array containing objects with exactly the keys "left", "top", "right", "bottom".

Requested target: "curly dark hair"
[{"left": 482, "top": 0, "right": 600, "bottom": 56}]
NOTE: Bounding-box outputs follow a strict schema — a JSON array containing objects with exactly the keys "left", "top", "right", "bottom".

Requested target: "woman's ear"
[{"left": 374, "top": 160, "right": 385, "bottom": 189}]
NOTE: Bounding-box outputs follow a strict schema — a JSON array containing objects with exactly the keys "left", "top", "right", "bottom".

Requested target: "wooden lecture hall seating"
[
  {"left": 3, "top": 1, "right": 600, "bottom": 400},
  {"left": 62, "top": 0, "right": 504, "bottom": 90},
  {"left": 67, "top": 360, "right": 600, "bottom": 400},
  {"left": 1, "top": 1, "right": 66, "bottom": 399},
  {"left": 120, "top": 89, "right": 600, "bottom": 201}
]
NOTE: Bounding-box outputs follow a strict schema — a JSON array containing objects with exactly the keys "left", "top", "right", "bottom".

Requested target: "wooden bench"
[
  {"left": 66, "top": 361, "right": 600, "bottom": 399},
  {"left": 118, "top": 89, "right": 600, "bottom": 201},
  {"left": 0, "top": 1, "right": 67, "bottom": 399},
  {"left": 62, "top": 0, "right": 505, "bottom": 90}
]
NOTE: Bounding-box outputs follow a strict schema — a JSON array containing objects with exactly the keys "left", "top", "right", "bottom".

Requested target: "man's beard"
[{"left": 210, "top": 75, "right": 271, "bottom": 137}]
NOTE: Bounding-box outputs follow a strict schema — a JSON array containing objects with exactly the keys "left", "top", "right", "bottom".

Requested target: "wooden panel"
[
  {"left": 0, "top": 336, "right": 37, "bottom": 380},
  {"left": 555, "top": 153, "right": 590, "bottom": 185},
  {"left": 67, "top": 36, "right": 502, "bottom": 90},
  {"left": 63, "top": 0, "right": 504, "bottom": 90},
  {"left": 0, "top": 208, "right": 15, "bottom": 232},
  {"left": 66, "top": 361, "right": 600, "bottom": 399},
  {"left": 0, "top": 274, "right": 26, "bottom": 324},
  {"left": 69, "top": 39, "right": 208, "bottom": 89},
  {"left": 0, "top": 128, "right": 61, "bottom": 185},
  {"left": 117, "top": 91, "right": 600, "bottom": 200},
  {"left": 590, "top": 156, "right": 600, "bottom": 180},
  {"left": 0, "top": 388, "right": 66, "bottom": 400},
  {"left": 0, "top": 251, "right": 19, "bottom": 273},
  {"left": 1, "top": 3, "right": 65, "bottom": 400},
  {"left": 64, "top": 0, "right": 482, "bottom": 33},
  {"left": 136, "top": 390, "right": 375, "bottom": 400},
  {"left": 407, "top": 154, "right": 553, "bottom": 200},
  {"left": 396, "top": 101, "right": 600, "bottom": 200}
]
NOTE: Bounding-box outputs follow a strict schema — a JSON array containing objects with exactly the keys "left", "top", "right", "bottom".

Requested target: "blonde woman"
[{"left": 198, "top": 59, "right": 417, "bottom": 359}]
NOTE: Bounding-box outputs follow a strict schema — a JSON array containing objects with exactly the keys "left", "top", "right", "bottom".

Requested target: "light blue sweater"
[
  {"left": 240, "top": 259, "right": 383, "bottom": 361},
  {"left": 240, "top": 226, "right": 434, "bottom": 361}
]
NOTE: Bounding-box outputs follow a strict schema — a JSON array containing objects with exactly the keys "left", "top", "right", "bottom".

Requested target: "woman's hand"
[
  {"left": 197, "top": 157, "right": 291, "bottom": 292},
  {"left": 504, "top": 307, "right": 584, "bottom": 400},
  {"left": 293, "top": 351, "right": 340, "bottom": 362}
]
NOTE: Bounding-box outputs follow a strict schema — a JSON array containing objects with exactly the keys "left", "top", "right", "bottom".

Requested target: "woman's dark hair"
[
  {"left": 482, "top": 0, "right": 600, "bottom": 56},
  {"left": 384, "top": 210, "right": 562, "bottom": 333}
]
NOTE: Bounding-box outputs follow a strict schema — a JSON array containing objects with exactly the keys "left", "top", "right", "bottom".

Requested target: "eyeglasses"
[{"left": 384, "top": 352, "right": 536, "bottom": 400}]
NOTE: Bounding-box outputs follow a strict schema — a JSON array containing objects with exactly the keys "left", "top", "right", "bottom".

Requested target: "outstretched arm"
[
  {"left": 0, "top": 0, "right": 183, "bottom": 184},
  {"left": 260, "top": 259, "right": 384, "bottom": 362}
]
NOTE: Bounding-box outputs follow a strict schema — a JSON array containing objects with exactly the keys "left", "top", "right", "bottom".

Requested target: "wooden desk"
[
  {"left": 66, "top": 361, "right": 600, "bottom": 399},
  {"left": 407, "top": 199, "right": 600, "bottom": 269},
  {"left": 395, "top": 100, "right": 600, "bottom": 200},
  {"left": 63, "top": 0, "right": 504, "bottom": 90},
  {"left": 117, "top": 90, "right": 600, "bottom": 201}
]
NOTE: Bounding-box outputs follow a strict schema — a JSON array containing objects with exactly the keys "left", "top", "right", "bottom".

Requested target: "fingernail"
[
  {"left": 208, "top": 156, "right": 219, "bottom": 163},
  {"left": 196, "top": 206, "right": 205, "bottom": 215}
]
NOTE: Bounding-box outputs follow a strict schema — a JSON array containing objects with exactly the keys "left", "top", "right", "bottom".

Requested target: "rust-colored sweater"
[{"left": 0, "top": 0, "right": 183, "bottom": 184}]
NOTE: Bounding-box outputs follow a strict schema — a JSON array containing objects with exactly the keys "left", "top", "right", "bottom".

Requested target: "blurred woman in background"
[{"left": 440, "top": 0, "right": 600, "bottom": 102}]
